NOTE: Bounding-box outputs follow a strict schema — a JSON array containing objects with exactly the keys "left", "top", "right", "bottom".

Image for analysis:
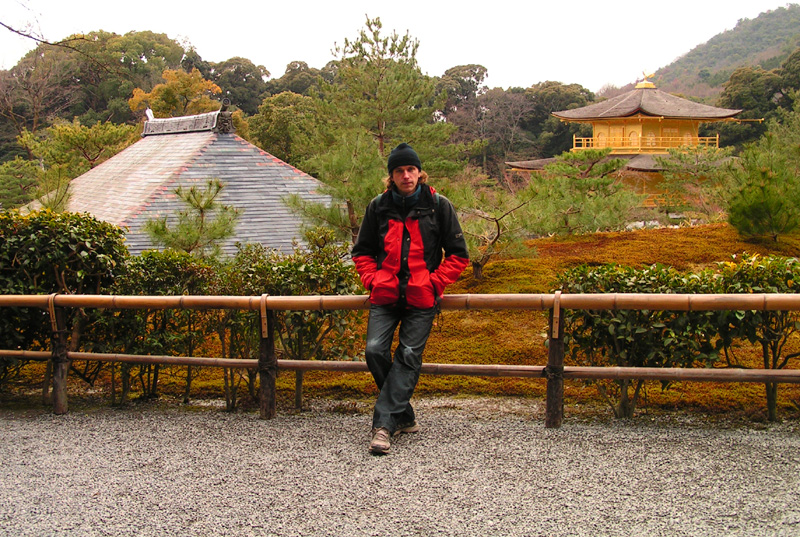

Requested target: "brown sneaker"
[
  {"left": 393, "top": 421, "right": 420, "bottom": 437},
  {"left": 369, "top": 427, "right": 391, "bottom": 454}
]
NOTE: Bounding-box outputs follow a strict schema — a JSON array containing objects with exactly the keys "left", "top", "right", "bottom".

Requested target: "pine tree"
[
  {"left": 727, "top": 133, "right": 800, "bottom": 242},
  {"left": 654, "top": 145, "right": 733, "bottom": 220},
  {"left": 288, "top": 17, "right": 464, "bottom": 241},
  {"left": 532, "top": 149, "right": 642, "bottom": 235},
  {"left": 144, "top": 178, "right": 240, "bottom": 258}
]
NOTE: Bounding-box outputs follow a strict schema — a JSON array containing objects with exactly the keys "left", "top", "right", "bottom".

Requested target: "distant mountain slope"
[{"left": 654, "top": 4, "right": 800, "bottom": 101}]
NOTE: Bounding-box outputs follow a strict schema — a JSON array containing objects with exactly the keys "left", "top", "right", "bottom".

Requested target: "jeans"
[{"left": 365, "top": 304, "right": 436, "bottom": 433}]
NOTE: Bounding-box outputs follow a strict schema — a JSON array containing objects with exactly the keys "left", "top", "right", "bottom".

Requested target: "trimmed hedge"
[{"left": 556, "top": 254, "right": 800, "bottom": 419}]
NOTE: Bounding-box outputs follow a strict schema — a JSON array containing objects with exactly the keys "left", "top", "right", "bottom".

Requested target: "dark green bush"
[
  {"left": 108, "top": 249, "right": 217, "bottom": 402},
  {"left": 556, "top": 263, "right": 718, "bottom": 418},
  {"left": 557, "top": 254, "right": 800, "bottom": 420},
  {"left": 0, "top": 210, "right": 127, "bottom": 388},
  {"left": 224, "top": 227, "right": 363, "bottom": 363},
  {"left": 705, "top": 253, "right": 800, "bottom": 421}
]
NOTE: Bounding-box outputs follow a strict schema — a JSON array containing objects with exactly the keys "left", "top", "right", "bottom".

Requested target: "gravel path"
[{"left": 1, "top": 397, "right": 799, "bottom": 537}]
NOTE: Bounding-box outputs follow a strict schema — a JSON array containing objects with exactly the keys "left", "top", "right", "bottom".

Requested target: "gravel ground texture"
[{"left": 1, "top": 396, "right": 800, "bottom": 537}]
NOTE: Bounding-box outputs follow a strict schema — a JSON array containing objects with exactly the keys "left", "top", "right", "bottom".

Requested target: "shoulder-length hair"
[{"left": 383, "top": 170, "right": 429, "bottom": 190}]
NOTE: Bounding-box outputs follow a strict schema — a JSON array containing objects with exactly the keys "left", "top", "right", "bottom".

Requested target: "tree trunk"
[
  {"left": 223, "top": 368, "right": 231, "bottom": 410},
  {"left": 472, "top": 261, "right": 484, "bottom": 281},
  {"left": 615, "top": 379, "right": 644, "bottom": 419},
  {"left": 347, "top": 200, "right": 359, "bottom": 244},
  {"left": 247, "top": 369, "right": 258, "bottom": 400},
  {"left": 151, "top": 364, "right": 160, "bottom": 398},
  {"left": 121, "top": 364, "right": 131, "bottom": 405},
  {"left": 223, "top": 368, "right": 239, "bottom": 412},
  {"left": 41, "top": 361, "right": 52, "bottom": 406},
  {"left": 229, "top": 370, "right": 238, "bottom": 411},
  {"left": 616, "top": 379, "right": 636, "bottom": 419},
  {"left": 110, "top": 363, "right": 116, "bottom": 406}
]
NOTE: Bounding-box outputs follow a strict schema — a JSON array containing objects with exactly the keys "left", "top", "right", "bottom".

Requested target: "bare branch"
[{"left": 0, "top": 21, "right": 113, "bottom": 73}]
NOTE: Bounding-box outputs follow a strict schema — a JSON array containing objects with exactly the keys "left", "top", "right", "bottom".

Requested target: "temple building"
[
  {"left": 507, "top": 76, "right": 742, "bottom": 172},
  {"left": 54, "top": 108, "right": 330, "bottom": 256}
]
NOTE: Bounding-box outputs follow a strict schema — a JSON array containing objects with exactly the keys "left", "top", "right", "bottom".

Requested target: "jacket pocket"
[
  {"left": 369, "top": 269, "right": 400, "bottom": 305},
  {"left": 405, "top": 270, "right": 435, "bottom": 309}
]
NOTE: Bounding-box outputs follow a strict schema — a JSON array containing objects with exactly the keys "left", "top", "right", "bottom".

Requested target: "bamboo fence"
[{"left": 2, "top": 292, "right": 800, "bottom": 427}]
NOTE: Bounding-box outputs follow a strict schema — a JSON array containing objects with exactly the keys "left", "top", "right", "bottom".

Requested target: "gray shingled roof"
[
  {"left": 552, "top": 87, "right": 741, "bottom": 121},
  {"left": 64, "top": 112, "right": 330, "bottom": 256}
]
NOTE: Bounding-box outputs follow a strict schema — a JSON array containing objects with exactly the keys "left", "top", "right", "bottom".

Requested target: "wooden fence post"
[
  {"left": 295, "top": 371, "right": 304, "bottom": 410},
  {"left": 258, "top": 295, "right": 277, "bottom": 419},
  {"left": 545, "top": 291, "right": 564, "bottom": 428},
  {"left": 48, "top": 294, "right": 69, "bottom": 415}
]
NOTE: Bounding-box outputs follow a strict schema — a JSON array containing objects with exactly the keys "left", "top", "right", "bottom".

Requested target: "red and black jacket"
[{"left": 352, "top": 184, "right": 469, "bottom": 309}]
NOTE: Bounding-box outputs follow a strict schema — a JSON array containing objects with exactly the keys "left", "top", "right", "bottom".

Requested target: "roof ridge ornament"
[
  {"left": 141, "top": 99, "right": 235, "bottom": 136},
  {"left": 215, "top": 98, "right": 234, "bottom": 134},
  {"left": 635, "top": 71, "right": 656, "bottom": 89}
]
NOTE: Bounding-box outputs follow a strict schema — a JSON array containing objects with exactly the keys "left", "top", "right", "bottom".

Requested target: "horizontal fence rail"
[
  {"left": 5, "top": 292, "right": 800, "bottom": 311},
  {"left": 3, "top": 350, "right": 797, "bottom": 384},
  {"left": 2, "top": 292, "right": 800, "bottom": 426}
]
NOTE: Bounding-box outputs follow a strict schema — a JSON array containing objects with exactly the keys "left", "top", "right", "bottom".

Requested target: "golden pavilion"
[
  {"left": 507, "top": 76, "right": 742, "bottom": 172},
  {"left": 553, "top": 76, "right": 741, "bottom": 155}
]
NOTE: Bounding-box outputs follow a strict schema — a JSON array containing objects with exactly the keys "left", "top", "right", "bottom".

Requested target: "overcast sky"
[{"left": 1, "top": 0, "right": 793, "bottom": 92}]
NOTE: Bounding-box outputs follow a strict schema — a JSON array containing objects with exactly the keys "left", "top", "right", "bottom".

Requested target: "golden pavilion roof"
[{"left": 552, "top": 86, "right": 741, "bottom": 122}]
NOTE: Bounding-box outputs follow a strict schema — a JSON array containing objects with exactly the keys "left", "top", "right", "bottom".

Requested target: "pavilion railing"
[
  {"left": 2, "top": 292, "right": 800, "bottom": 428},
  {"left": 572, "top": 134, "right": 720, "bottom": 153}
]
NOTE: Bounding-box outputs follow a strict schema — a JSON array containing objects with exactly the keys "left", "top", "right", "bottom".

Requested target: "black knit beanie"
[{"left": 387, "top": 143, "right": 422, "bottom": 174}]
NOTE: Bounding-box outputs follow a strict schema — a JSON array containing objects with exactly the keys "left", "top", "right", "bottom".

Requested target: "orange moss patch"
[
  {"left": 425, "top": 310, "right": 549, "bottom": 367},
  {"left": 532, "top": 223, "right": 800, "bottom": 273}
]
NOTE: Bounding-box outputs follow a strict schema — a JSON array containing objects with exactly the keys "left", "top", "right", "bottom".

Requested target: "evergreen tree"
[
  {"left": 319, "top": 16, "right": 456, "bottom": 164},
  {"left": 286, "top": 130, "right": 384, "bottom": 243},
  {"left": 144, "top": 179, "right": 240, "bottom": 258},
  {"left": 654, "top": 145, "right": 734, "bottom": 220},
  {"left": 0, "top": 158, "right": 38, "bottom": 209},
  {"left": 444, "top": 168, "right": 535, "bottom": 281},
  {"left": 532, "top": 149, "right": 642, "bottom": 235},
  {"left": 727, "top": 134, "right": 800, "bottom": 241},
  {"left": 288, "top": 17, "right": 464, "bottom": 241}
]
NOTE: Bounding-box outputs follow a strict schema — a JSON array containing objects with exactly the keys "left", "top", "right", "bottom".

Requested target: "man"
[{"left": 351, "top": 143, "right": 469, "bottom": 455}]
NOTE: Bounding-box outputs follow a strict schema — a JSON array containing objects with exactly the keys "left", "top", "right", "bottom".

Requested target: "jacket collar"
[
  {"left": 379, "top": 184, "right": 434, "bottom": 216},
  {"left": 391, "top": 184, "right": 421, "bottom": 210}
]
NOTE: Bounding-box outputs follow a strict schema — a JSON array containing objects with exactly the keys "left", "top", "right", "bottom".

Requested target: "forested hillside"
[{"left": 655, "top": 4, "right": 800, "bottom": 99}]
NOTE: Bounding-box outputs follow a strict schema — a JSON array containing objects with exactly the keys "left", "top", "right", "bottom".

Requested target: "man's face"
[{"left": 391, "top": 165, "right": 420, "bottom": 197}]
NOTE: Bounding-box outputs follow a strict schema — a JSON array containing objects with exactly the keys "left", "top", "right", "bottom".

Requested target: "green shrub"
[
  {"left": 109, "top": 249, "right": 217, "bottom": 402},
  {"left": 706, "top": 253, "right": 800, "bottom": 421},
  {"left": 555, "top": 263, "right": 718, "bottom": 418},
  {"left": 225, "top": 227, "right": 363, "bottom": 362},
  {"left": 213, "top": 227, "right": 363, "bottom": 410},
  {"left": 557, "top": 253, "right": 800, "bottom": 421},
  {"left": 0, "top": 210, "right": 127, "bottom": 388}
]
